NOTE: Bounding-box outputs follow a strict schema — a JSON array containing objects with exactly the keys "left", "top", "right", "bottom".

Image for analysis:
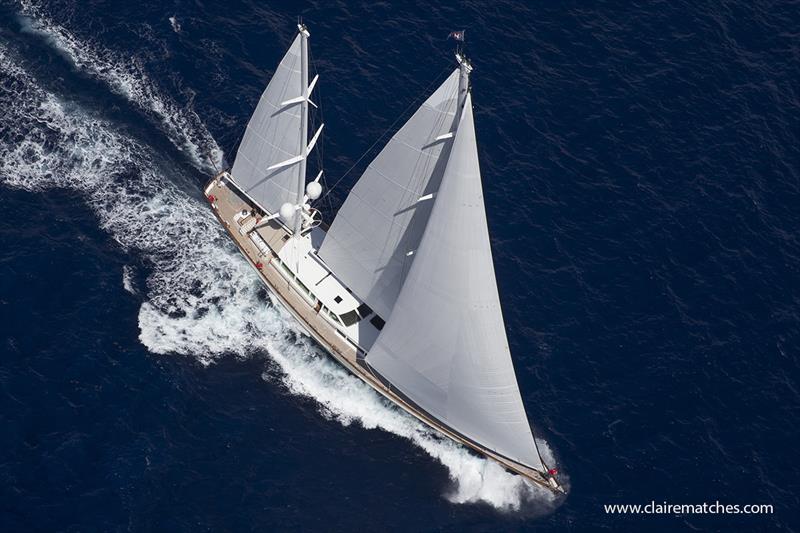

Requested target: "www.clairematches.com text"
[{"left": 604, "top": 501, "right": 773, "bottom": 515}]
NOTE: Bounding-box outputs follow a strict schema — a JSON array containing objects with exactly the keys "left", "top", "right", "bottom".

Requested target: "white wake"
[
  {"left": 0, "top": 34, "right": 559, "bottom": 512},
  {"left": 18, "top": 0, "right": 223, "bottom": 173}
]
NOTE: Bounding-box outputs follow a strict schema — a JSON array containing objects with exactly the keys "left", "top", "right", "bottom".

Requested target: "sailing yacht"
[{"left": 205, "top": 24, "right": 564, "bottom": 494}]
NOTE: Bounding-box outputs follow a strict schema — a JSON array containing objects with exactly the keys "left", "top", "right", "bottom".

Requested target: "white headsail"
[
  {"left": 230, "top": 29, "right": 318, "bottom": 218},
  {"left": 318, "top": 69, "right": 461, "bottom": 320},
  {"left": 365, "top": 93, "right": 544, "bottom": 470}
]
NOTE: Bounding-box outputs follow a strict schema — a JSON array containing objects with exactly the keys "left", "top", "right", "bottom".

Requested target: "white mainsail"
[
  {"left": 318, "top": 70, "right": 461, "bottom": 320},
  {"left": 365, "top": 93, "right": 544, "bottom": 470},
  {"left": 230, "top": 31, "right": 314, "bottom": 216}
]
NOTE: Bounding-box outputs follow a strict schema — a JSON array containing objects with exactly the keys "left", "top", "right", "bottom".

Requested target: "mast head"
[
  {"left": 455, "top": 52, "right": 473, "bottom": 74},
  {"left": 298, "top": 22, "right": 310, "bottom": 37},
  {"left": 455, "top": 52, "right": 472, "bottom": 112}
]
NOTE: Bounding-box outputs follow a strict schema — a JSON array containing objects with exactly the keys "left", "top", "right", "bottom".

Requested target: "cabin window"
[
  {"left": 370, "top": 315, "right": 385, "bottom": 331},
  {"left": 276, "top": 259, "right": 297, "bottom": 282},
  {"left": 339, "top": 309, "right": 360, "bottom": 327},
  {"left": 327, "top": 310, "right": 341, "bottom": 324},
  {"left": 296, "top": 279, "right": 310, "bottom": 294},
  {"left": 334, "top": 295, "right": 342, "bottom": 304}
]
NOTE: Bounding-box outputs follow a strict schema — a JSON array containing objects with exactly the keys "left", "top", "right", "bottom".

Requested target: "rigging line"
[
  {"left": 206, "top": 150, "right": 220, "bottom": 175},
  {"left": 308, "top": 42, "right": 333, "bottom": 218},
  {"left": 311, "top": 48, "right": 324, "bottom": 176},
  {"left": 319, "top": 64, "right": 453, "bottom": 202}
]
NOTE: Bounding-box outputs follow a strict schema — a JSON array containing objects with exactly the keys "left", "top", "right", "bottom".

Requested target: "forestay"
[
  {"left": 230, "top": 34, "right": 304, "bottom": 214},
  {"left": 365, "top": 94, "right": 544, "bottom": 470},
  {"left": 318, "top": 69, "right": 461, "bottom": 320}
]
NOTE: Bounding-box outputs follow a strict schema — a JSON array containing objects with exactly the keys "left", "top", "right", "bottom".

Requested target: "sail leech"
[{"left": 364, "top": 93, "right": 545, "bottom": 471}]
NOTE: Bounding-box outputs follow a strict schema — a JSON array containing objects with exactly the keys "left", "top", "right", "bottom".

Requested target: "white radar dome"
[
  {"left": 279, "top": 202, "right": 295, "bottom": 222},
  {"left": 306, "top": 181, "right": 322, "bottom": 200}
]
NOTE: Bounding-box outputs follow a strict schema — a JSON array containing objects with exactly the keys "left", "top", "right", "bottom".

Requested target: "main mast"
[
  {"left": 455, "top": 51, "right": 472, "bottom": 121},
  {"left": 294, "top": 23, "right": 311, "bottom": 235}
]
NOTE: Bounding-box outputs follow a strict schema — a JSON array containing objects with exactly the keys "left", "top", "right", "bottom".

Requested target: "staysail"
[
  {"left": 318, "top": 69, "right": 461, "bottom": 320},
  {"left": 365, "top": 93, "right": 544, "bottom": 470},
  {"left": 230, "top": 32, "right": 308, "bottom": 215}
]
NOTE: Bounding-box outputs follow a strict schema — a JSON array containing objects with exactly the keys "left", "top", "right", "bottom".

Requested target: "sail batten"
[
  {"left": 365, "top": 93, "right": 544, "bottom": 470},
  {"left": 318, "top": 69, "right": 461, "bottom": 320}
]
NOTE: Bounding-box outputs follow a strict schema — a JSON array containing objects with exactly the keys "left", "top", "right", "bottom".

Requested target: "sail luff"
[{"left": 365, "top": 93, "right": 544, "bottom": 470}]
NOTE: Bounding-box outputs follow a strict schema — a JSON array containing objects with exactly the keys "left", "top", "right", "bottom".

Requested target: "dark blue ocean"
[{"left": 1, "top": 0, "right": 798, "bottom": 530}]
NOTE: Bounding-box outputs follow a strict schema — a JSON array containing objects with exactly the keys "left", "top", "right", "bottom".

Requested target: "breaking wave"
[
  {"left": 168, "top": 16, "right": 181, "bottom": 34},
  {"left": 17, "top": 0, "right": 223, "bottom": 173},
  {"left": 0, "top": 39, "right": 559, "bottom": 512},
  {"left": 122, "top": 265, "right": 137, "bottom": 294}
]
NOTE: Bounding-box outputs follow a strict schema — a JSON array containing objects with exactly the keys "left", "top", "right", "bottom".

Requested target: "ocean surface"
[{"left": 1, "top": 0, "right": 798, "bottom": 530}]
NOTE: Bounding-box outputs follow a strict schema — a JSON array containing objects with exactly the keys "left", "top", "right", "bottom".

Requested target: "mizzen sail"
[
  {"left": 365, "top": 93, "right": 544, "bottom": 470},
  {"left": 318, "top": 69, "right": 461, "bottom": 320},
  {"left": 230, "top": 33, "right": 306, "bottom": 215}
]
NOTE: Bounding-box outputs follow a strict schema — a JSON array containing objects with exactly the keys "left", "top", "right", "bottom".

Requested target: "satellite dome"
[
  {"left": 306, "top": 181, "right": 322, "bottom": 200},
  {"left": 279, "top": 202, "right": 295, "bottom": 222}
]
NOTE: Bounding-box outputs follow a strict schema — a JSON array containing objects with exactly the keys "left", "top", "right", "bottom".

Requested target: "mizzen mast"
[{"left": 294, "top": 23, "right": 311, "bottom": 236}]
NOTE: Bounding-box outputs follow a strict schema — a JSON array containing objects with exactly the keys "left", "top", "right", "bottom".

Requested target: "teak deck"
[{"left": 206, "top": 174, "right": 562, "bottom": 495}]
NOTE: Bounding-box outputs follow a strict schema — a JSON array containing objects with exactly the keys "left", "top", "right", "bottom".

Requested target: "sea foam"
[{"left": 18, "top": 0, "right": 223, "bottom": 173}]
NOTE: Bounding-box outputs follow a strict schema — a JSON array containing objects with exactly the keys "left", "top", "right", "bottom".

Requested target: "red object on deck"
[
  {"left": 207, "top": 194, "right": 216, "bottom": 202},
  {"left": 548, "top": 468, "right": 558, "bottom": 476},
  {"left": 255, "top": 262, "right": 264, "bottom": 270}
]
